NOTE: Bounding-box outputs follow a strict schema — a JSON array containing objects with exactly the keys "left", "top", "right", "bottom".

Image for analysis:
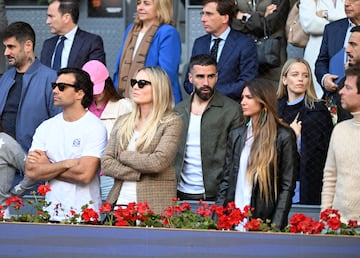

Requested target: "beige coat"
[{"left": 101, "top": 113, "right": 182, "bottom": 214}]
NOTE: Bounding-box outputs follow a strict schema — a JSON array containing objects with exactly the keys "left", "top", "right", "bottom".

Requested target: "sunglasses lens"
[
  {"left": 51, "top": 83, "right": 65, "bottom": 91},
  {"left": 130, "top": 79, "right": 151, "bottom": 88},
  {"left": 138, "top": 80, "right": 146, "bottom": 88},
  {"left": 130, "top": 79, "right": 137, "bottom": 87}
]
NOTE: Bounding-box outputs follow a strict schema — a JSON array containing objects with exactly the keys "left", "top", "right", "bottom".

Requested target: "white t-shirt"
[
  {"left": 30, "top": 111, "right": 107, "bottom": 221},
  {"left": 177, "top": 113, "right": 204, "bottom": 194},
  {"left": 116, "top": 130, "right": 139, "bottom": 205}
]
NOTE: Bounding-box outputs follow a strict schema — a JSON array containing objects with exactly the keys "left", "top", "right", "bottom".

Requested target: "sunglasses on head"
[
  {"left": 51, "top": 82, "right": 78, "bottom": 91},
  {"left": 130, "top": 79, "right": 152, "bottom": 89}
]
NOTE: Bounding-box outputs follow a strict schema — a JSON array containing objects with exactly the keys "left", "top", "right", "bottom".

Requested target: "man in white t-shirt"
[{"left": 23, "top": 67, "right": 107, "bottom": 221}]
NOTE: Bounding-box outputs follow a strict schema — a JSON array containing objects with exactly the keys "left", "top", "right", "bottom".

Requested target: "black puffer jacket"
[{"left": 216, "top": 124, "right": 299, "bottom": 230}]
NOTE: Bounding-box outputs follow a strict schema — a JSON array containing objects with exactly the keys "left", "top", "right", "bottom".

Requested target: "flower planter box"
[{"left": 0, "top": 222, "right": 359, "bottom": 258}]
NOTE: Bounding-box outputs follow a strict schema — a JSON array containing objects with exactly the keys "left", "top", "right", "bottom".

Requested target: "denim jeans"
[{"left": 0, "top": 133, "right": 36, "bottom": 205}]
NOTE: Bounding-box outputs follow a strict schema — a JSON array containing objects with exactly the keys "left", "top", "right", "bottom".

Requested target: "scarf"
[{"left": 117, "top": 21, "right": 160, "bottom": 98}]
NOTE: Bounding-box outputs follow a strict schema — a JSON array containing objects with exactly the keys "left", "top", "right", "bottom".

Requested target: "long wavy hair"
[
  {"left": 134, "top": 0, "right": 175, "bottom": 28},
  {"left": 277, "top": 58, "right": 319, "bottom": 109},
  {"left": 245, "top": 79, "right": 288, "bottom": 204},
  {"left": 118, "top": 66, "right": 175, "bottom": 151}
]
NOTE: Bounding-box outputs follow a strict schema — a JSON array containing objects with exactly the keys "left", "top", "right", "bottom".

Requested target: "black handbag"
[{"left": 256, "top": 20, "right": 281, "bottom": 68}]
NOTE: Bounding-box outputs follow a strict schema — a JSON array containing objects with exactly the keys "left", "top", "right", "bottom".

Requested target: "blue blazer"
[
  {"left": 113, "top": 23, "right": 182, "bottom": 103},
  {"left": 40, "top": 28, "right": 106, "bottom": 69},
  {"left": 184, "top": 29, "right": 258, "bottom": 102},
  {"left": 315, "top": 18, "right": 348, "bottom": 89}
]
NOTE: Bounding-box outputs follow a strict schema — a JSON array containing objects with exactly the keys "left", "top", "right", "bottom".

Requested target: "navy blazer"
[
  {"left": 184, "top": 29, "right": 258, "bottom": 102},
  {"left": 40, "top": 28, "right": 106, "bottom": 69},
  {"left": 315, "top": 18, "right": 348, "bottom": 90}
]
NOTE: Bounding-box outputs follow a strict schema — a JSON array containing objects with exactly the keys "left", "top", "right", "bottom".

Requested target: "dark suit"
[
  {"left": 40, "top": 28, "right": 106, "bottom": 69},
  {"left": 315, "top": 18, "right": 349, "bottom": 92},
  {"left": 184, "top": 29, "right": 258, "bottom": 102}
]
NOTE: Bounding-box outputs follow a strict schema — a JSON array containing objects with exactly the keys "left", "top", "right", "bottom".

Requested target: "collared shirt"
[
  {"left": 210, "top": 26, "right": 231, "bottom": 61},
  {"left": 51, "top": 26, "right": 78, "bottom": 69},
  {"left": 88, "top": 99, "right": 108, "bottom": 118}
]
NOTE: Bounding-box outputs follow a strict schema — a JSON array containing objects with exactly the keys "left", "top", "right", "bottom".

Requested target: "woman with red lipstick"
[{"left": 277, "top": 58, "right": 333, "bottom": 205}]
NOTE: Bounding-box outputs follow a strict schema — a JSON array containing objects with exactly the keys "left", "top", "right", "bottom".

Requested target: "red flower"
[
  {"left": 320, "top": 208, "right": 340, "bottom": 222},
  {"left": 37, "top": 184, "right": 51, "bottom": 196},
  {"left": 81, "top": 207, "right": 99, "bottom": 224},
  {"left": 348, "top": 220, "right": 359, "bottom": 228},
  {"left": 115, "top": 219, "right": 129, "bottom": 226},
  {"left": 288, "top": 213, "right": 324, "bottom": 234},
  {"left": 99, "top": 202, "right": 112, "bottom": 214},
  {"left": 216, "top": 202, "right": 245, "bottom": 230},
  {"left": 6, "top": 196, "right": 23, "bottom": 210},
  {"left": 327, "top": 217, "right": 341, "bottom": 231},
  {"left": 244, "top": 218, "right": 261, "bottom": 231},
  {"left": 0, "top": 205, "right": 4, "bottom": 219}
]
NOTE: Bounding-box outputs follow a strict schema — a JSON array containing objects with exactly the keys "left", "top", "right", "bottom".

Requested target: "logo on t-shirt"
[{"left": 72, "top": 138, "right": 81, "bottom": 147}]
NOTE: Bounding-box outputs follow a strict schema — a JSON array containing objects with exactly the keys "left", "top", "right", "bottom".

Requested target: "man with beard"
[
  {"left": 0, "top": 22, "right": 61, "bottom": 216},
  {"left": 315, "top": 0, "right": 360, "bottom": 98},
  {"left": 0, "top": 21, "right": 61, "bottom": 153},
  {"left": 174, "top": 54, "right": 243, "bottom": 202},
  {"left": 334, "top": 25, "right": 360, "bottom": 122}
]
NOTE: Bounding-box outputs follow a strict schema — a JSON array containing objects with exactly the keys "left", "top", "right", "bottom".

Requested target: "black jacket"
[
  {"left": 278, "top": 98, "right": 333, "bottom": 204},
  {"left": 215, "top": 124, "right": 299, "bottom": 230}
]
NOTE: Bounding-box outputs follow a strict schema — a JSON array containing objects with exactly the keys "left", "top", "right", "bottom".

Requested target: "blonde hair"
[
  {"left": 134, "top": 0, "right": 175, "bottom": 28},
  {"left": 118, "top": 66, "right": 175, "bottom": 151},
  {"left": 277, "top": 58, "right": 319, "bottom": 109},
  {"left": 245, "top": 79, "right": 288, "bottom": 205}
]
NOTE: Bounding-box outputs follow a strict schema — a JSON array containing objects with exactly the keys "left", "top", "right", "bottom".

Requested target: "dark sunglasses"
[
  {"left": 51, "top": 82, "right": 78, "bottom": 91},
  {"left": 130, "top": 79, "right": 151, "bottom": 89}
]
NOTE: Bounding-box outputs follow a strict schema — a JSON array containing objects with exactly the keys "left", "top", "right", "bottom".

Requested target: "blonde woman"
[
  {"left": 114, "top": 0, "right": 182, "bottom": 103},
  {"left": 277, "top": 58, "right": 333, "bottom": 205},
  {"left": 101, "top": 66, "right": 182, "bottom": 213},
  {"left": 216, "top": 79, "right": 299, "bottom": 230}
]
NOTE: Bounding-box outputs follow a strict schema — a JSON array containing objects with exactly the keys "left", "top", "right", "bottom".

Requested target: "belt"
[{"left": 177, "top": 190, "right": 215, "bottom": 201}]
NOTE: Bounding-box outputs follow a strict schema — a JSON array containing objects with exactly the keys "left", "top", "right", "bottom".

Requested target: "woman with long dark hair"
[{"left": 216, "top": 79, "right": 299, "bottom": 230}]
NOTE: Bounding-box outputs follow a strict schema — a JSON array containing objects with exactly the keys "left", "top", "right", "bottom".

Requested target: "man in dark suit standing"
[
  {"left": 40, "top": 0, "right": 106, "bottom": 71},
  {"left": 184, "top": 0, "right": 258, "bottom": 102},
  {"left": 315, "top": 0, "right": 360, "bottom": 97}
]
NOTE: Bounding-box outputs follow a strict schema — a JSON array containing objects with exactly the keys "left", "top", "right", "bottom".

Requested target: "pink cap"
[{"left": 82, "top": 60, "right": 109, "bottom": 95}]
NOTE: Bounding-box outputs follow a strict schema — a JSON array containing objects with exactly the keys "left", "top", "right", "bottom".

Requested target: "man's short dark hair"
[
  {"left": 351, "top": 25, "right": 360, "bottom": 33},
  {"left": 345, "top": 65, "right": 360, "bottom": 94},
  {"left": 189, "top": 54, "right": 217, "bottom": 71},
  {"left": 202, "top": 0, "right": 237, "bottom": 23},
  {"left": 1, "top": 21, "right": 36, "bottom": 50},
  {"left": 50, "top": 0, "right": 80, "bottom": 24},
  {"left": 58, "top": 67, "right": 93, "bottom": 108}
]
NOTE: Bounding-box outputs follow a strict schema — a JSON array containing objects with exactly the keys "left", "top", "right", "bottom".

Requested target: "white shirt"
[
  {"left": 234, "top": 123, "right": 253, "bottom": 231},
  {"left": 51, "top": 26, "right": 78, "bottom": 69},
  {"left": 30, "top": 111, "right": 107, "bottom": 221},
  {"left": 210, "top": 26, "right": 230, "bottom": 62},
  {"left": 116, "top": 130, "right": 139, "bottom": 205},
  {"left": 177, "top": 113, "right": 204, "bottom": 194}
]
